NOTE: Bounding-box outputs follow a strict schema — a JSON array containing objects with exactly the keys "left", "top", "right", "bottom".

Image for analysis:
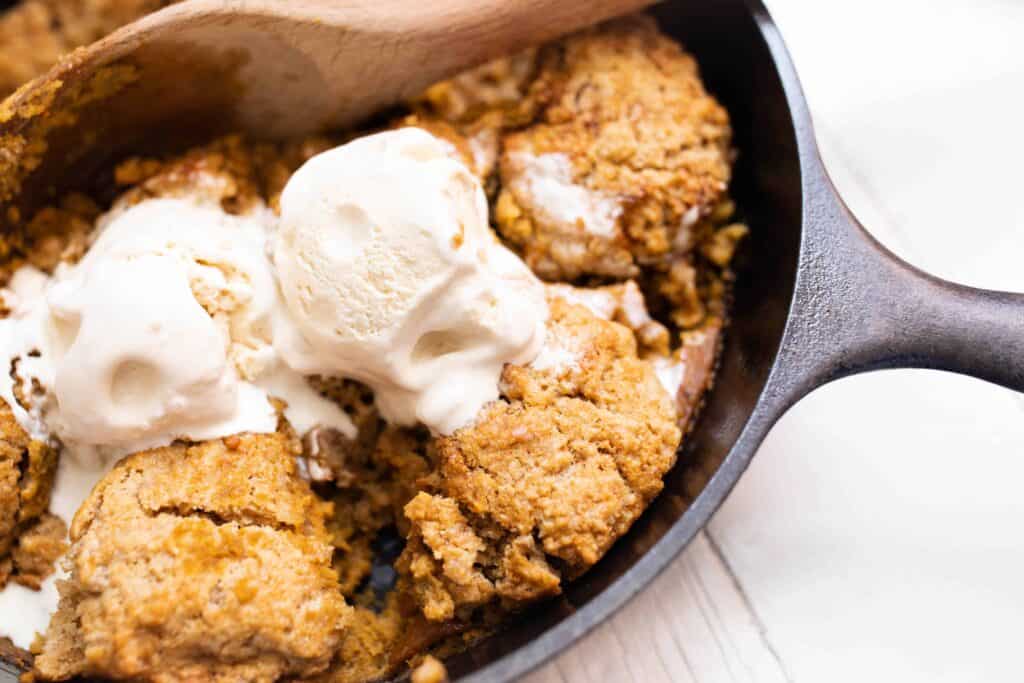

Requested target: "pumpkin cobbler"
[{"left": 0, "top": 7, "right": 746, "bottom": 682}]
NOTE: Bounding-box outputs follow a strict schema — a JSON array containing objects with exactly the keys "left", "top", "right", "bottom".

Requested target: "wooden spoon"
[{"left": 0, "top": 0, "right": 654, "bottom": 215}]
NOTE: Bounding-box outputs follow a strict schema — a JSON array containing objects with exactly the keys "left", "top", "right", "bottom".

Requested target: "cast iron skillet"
[
  {"left": 444, "top": 0, "right": 1024, "bottom": 680},
  {"left": 2, "top": 0, "right": 1022, "bottom": 682}
]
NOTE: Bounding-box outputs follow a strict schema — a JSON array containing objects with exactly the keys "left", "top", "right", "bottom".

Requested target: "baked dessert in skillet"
[
  {"left": 0, "top": 9, "right": 746, "bottom": 682},
  {"left": 0, "top": 0, "right": 180, "bottom": 98}
]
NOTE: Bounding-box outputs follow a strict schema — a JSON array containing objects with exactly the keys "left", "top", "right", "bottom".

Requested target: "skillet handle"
[{"left": 773, "top": 165, "right": 1024, "bottom": 403}]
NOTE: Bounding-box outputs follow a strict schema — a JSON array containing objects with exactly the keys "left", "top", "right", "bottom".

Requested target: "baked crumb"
[
  {"left": 399, "top": 293, "right": 680, "bottom": 621},
  {"left": 413, "top": 48, "right": 540, "bottom": 193},
  {"left": 547, "top": 280, "right": 671, "bottom": 356},
  {"left": 9, "top": 513, "right": 65, "bottom": 590},
  {"left": 0, "top": 400, "right": 60, "bottom": 590},
  {"left": 0, "top": 0, "right": 180, "bottom": 98},
  {"left": 0, "top": 193, "right": 97, "bottom": 286},
  {"left": 327, "top": 424, "right": 431, "bottom": 596},
  {"left": 544, "top": 280, "right": 722, "bottom": 430},
  {"left": 411, "top": 654, "right": 448, "bottom": 683},
  {"left": 33, "top": 432, "right": 350, "bottom": 682},
  {"left": 401, "top": 492, "right": 497, "bottom": 621},
  {"left": 0, "top": 11, "right": 748, "bottom": 682},
  {"left": 493, "top": 15, "right": 733, "bottom": 280},
  {"left": 417, "top": 49, "right": 539, "bottom": 126}
]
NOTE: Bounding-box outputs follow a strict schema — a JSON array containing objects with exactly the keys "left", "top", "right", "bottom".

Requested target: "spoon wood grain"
[{"left": 0, "top": 0, "right": 654, "bottom": 214}]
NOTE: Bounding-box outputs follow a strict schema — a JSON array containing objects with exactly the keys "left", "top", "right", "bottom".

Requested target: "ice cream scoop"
[
  {"left": 44, "top": 199, "right": 281, "bottom": 459},
  {"left": 275, "top": 128, "right": 548, "bottom": 434},
  {"left": 0, "top": 195, "right": 355, "bottom": 468},
  {"left": 0, "top": 192, "right": 361, "bottom": 651}
]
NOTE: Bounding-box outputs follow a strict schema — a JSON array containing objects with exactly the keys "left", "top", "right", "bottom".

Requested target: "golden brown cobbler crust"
[
  {"left": 34, "top": 429, "right": 351, "bottom": 683},
  {"left": 0, "top": 400, "right": 63, "bottom": 591},
  {"left": 492, "top": 15, "right": 733, "bottom": 280},
  {"left": 398, "top": 294, "right": 680, "bottom": 622},
  {"left": 0, "top": 0, "right": 180, "bottom": 98},
  {"left": 0, "top": 12, "right": 748, "bottom": 683}
]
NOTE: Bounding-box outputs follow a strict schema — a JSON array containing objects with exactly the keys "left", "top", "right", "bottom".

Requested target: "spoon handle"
[
  {"left": 234, "top": 0, "right": 661, "bottom": 69},
  {"left": 149, "top": 0, "right": 661, "bottom": 134},
  {"left": 384, "top": 0, "right": 661, "bottom": 77},
  {"left": 286, "top": 0, "right": 658, "bottom": 31},
  {"left": 0, "top": 0, "right": 660, "bottom": 204}
]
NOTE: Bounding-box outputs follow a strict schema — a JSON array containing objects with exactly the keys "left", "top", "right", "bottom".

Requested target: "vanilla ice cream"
[
  {"left": 43, "top": 199, "right": 283, "bottom": 459},
  {"left": 275, "top": 128, "right": 548, "bottom": 434},
  {"left": 0, "top": 128, "right": 548, "bottom": 648},
  {"left": 0, "top": 196, "right": 351, "bottom": 651},
  {"left": 0, "top": 194, "right": 355, "bottom": 473}
]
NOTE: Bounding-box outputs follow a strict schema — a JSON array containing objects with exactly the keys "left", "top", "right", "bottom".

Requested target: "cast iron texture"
[{"left": 444, "top": 1, "right": 1024, "bottom": 681}]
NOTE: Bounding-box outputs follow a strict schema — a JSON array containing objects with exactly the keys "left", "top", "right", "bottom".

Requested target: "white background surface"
[{"left": 526, "top": 0, "right": 1024, "bottom": 680}]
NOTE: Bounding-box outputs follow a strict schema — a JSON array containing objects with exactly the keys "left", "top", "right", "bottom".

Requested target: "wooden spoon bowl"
[{"left": 0, "top": 0, "right": 653, "bottom": 223}]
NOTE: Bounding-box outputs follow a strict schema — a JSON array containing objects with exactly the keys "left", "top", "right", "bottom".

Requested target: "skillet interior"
[
  {"left": 444, "top": 1, "right": 804, "bottom": 679},
  {"left": 0, "top": 0, "right": 804, "bottom": 680}
]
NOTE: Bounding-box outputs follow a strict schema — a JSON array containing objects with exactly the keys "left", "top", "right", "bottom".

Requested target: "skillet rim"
[
  {"left": 456, "top": 1, "right": 822, "bottom": 681},
  {"left": 0, "top": 1, "right": 817, "bottom": 681}
]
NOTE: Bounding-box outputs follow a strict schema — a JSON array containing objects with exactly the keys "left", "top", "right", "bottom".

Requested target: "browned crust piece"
[
  {"left": 0, "top": 133, "right": 337, "bottom": 286},
  {"left": 111, "top": 133, "right": 336, "bottom": 214},
  {"left": 33, "top": 431, "right": 351, "bottom": 683},
  {"left": 0, "top": 0, "right": 181, "bottom": 97},
  {"left": 546, "top": 280, "right": 671, "bottom": 356},
  {"left": 410, "top": 654, "right": 448, "bottom": 683},
  {"left": 0, "top": 0, "right": 180, "bottom": 98},
  {"left": 494, "top": 14, "right": 733, "bottom": 281},
  {"left": 411, "top": 48, "right": 541, "bottom": 197},
  {"left": 416, "top": 48, "right": 540, "bottom": 127},
  {"left": 397, "top": 294, "right": 681, "bottom": 622},
  {"left": 0, "top": 398, "right": 63, "bottom": 590}
]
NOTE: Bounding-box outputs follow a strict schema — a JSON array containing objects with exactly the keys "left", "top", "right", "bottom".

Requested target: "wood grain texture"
[
  {"left": 0, "top": 0, "right": 658, "bottom": 232},
  {"left": 523, "top": 533, "right": 790, "bottom": 683},
  {"left": 5, "top": 0, "right": 655, "bottom": 136}
]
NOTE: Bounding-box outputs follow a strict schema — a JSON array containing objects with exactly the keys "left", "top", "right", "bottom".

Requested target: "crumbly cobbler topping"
[{"left": 0, "top": 10, "right": 746, "bottom": 682}]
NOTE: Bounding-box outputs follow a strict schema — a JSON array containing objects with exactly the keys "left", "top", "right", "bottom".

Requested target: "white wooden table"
[{"left": 526, "top": 1, "right": 1024, "bottom": 680}]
